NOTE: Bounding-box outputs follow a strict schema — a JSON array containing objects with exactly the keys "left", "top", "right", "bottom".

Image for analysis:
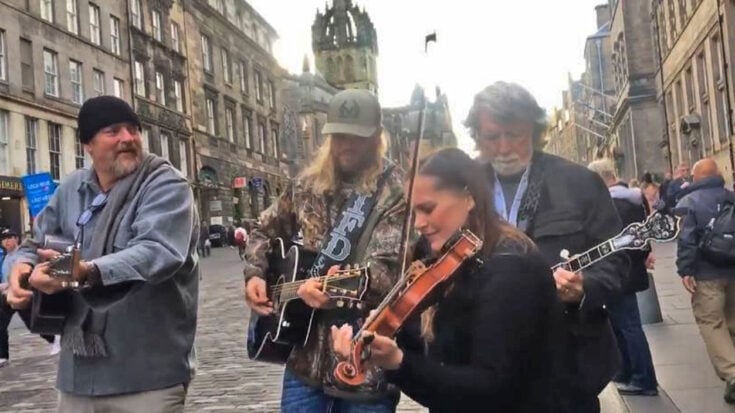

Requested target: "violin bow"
[{"left": 397, "top": 32, "right": 437, "bottom": 279}]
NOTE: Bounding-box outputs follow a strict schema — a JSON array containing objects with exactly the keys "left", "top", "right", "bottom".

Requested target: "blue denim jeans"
[
  {"left": 281, "top": 369, "right": 397, "bottom": 413},
  {"left": 607, "top": 292, "right": 658, "bottom": 390}
]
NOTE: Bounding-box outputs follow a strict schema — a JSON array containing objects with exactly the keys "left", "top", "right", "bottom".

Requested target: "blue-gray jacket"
[
  {"left": 675, "top": 176, "right": 735, "bottom": 279},
  {"left": 14, "top": 162, "right": 199, "bottom": 396}
]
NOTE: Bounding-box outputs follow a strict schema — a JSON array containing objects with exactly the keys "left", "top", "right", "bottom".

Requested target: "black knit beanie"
[{"left": 77, "top": 96, "right": 142, "bottom": 144}]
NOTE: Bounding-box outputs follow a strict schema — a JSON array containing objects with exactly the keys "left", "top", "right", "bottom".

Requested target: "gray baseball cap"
[{"left": 322, "top": 89, "right": 382, "bottom": 138}]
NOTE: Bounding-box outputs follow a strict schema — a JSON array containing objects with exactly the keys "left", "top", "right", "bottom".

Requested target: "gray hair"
[
  {"left": 464, "top": 82, "right": 548, "bottom": 148},
  {"left": 588, "top": 158, "right": 617, "bottom": 182}
]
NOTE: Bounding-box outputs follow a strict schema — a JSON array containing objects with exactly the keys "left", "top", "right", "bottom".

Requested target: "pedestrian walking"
[
  {"left": 675, "top": 158, "right": 735, "bottom": 404},
  {"left": 588, "top": 159, "right": 658, "bottom": 396}
]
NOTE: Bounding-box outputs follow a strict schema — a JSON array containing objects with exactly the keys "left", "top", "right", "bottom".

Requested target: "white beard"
[{"left": 490, "top": 157, "right": 528, "bottom": 176}]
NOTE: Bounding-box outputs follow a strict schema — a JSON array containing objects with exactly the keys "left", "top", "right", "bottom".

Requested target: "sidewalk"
[{"left": 619, "top": 242, "right": 735, "bottom": 413}]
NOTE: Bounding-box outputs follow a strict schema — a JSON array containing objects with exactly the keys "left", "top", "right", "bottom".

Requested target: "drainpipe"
[
  {"left": 652, "top": 0, "right": 673, "bottom": 173},
  {"left": 630, "top": 111, "right": 639, "bottom": 179},
  {"left": 125, "top": 0, "right": 136, "bottom": 109},
  {"left": 716, "top": 0, "right": 735, "bottom": 189},
  {"left": 596, "top": 39, "right": 606, "bottom": 115}
]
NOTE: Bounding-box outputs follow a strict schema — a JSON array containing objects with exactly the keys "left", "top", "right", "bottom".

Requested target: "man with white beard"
[{"left": 466, "top": 82, "right": 629, "bottom": 413}]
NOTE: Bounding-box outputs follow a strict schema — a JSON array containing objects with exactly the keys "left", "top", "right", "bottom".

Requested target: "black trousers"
[{"left": 0, "top": 295, "right": 54, "bottom": 359}]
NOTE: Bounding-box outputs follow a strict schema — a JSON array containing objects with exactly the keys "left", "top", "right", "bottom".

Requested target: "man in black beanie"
[{"left": 5, "top": 95, "right": 199, "bottom": 412}]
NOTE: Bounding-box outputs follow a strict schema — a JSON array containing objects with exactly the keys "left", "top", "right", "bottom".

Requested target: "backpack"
[{"left": 699, "top": 199, "right": 735, "bottom": 265}]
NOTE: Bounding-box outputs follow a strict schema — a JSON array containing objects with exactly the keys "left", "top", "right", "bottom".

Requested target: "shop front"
[{"left": 0, "top": 176, "right": 25, "bottom": 236}]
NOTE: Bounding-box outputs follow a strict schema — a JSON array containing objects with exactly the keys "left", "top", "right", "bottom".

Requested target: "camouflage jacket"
[{"left": 244, "top": 162, "right": 406, "bottom": 400}]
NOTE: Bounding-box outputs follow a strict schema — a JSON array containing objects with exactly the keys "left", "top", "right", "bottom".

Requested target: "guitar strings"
[{"left": 269, "top": 272, "right": 365, "bottom": 295}]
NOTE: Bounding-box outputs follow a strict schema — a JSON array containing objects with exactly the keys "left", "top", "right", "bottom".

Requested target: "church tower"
[{"left": 311, "top": 0, "right": 379, "bottom": 93}]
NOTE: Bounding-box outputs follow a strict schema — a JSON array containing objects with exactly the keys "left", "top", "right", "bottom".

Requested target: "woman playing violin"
[{"left": 332, "top": 148, "right": 561, "bottom": 412}]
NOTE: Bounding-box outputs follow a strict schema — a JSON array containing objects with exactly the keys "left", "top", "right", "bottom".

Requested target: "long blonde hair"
[{"left": 299, "top": 133, "right": 388, "bottom": 195}]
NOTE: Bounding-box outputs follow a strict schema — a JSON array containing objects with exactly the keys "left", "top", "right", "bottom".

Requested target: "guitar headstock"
[
  {"left": 324, "top": 264, "right": 370, "bottom": 309},
  {"left": 611, "top": 211, "right": 680, "bottom": 251}
]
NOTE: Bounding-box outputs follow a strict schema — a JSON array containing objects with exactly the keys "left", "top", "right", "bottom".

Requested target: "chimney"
[{"left": 595, "top": 4, "right": 611, "bottom": 29}]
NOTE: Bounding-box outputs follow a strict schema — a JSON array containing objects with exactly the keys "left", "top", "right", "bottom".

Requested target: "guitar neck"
[
  {"left": 553, "top": 240, "right": 618, "bottom": 273},
  {"left": 277, "top": 279, "right": 307, "bottom": 303}
]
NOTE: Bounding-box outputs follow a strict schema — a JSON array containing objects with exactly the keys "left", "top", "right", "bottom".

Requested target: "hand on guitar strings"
[
  {"left": 553, "top": 268, "right": 585, "bottom": 304},
  {"left": 331, "top": 324, "right": 403, "bottom": 370},
  {"left": 298, "top": 278, "right": 333, "bottom": 309},
  {"left": 6, "top": 262, "right": 33, "bottom": 309},
  {"left": 244, "top": 277, "right": 274, "bottom": 315},
  {"left": 297, "top": 264, "right": 343, "bottom": 310}
]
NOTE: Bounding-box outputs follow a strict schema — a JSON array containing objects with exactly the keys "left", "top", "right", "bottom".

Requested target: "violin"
[{"left": 333, "top": 229, "right": 483, "bottom": 386}]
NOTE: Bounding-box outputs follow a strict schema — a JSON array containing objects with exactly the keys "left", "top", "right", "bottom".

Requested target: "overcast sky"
[{"left": 248, "top": 0, "right": 605, "bottom": 152}]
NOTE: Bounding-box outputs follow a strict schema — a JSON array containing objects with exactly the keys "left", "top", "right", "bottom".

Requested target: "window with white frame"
[
  {"left": 243, "top": 113, "right": 252, "bottom": 148},
  {"left": 110, "top": 16, "right": 121, "bottom": 55},
  {"left": 174, "top": 80, "right": 183, "bottom": 112},
  {"left": 271, "top": 125, "right": 279, "bottom": 158},
  {"left": 170, "top": 22, "right": 180, "bottom": 52},
  {"left": 239, "top": 61, "right": 248, "bottom": 93},
  {"left": 160, "top": 132, "right": 170, "bottom": 160},
  {"left": 113, "top": 77, "right": 124, "bottom": 98},
  {"left": 155, "top": 71, "right": 165, "bottom": 105},
  {"left": 134, "top": 61, "right": 145, "bottom": 96},
  {"left": 0, "top": 30, "right": 6, "bottom": 82},
  {"left": 0, "top": 111, "right": 8, "bottom": 175},
  {"left": 254, "top": 70, "right": 262, "bottom": 101},
  {"left": 25, "top": 117, "right": 38, "bottom": 174},
  {"left": 178, "top": 140, "right": 188, "bottom": 177},
  {"left": 201, "top": 34, "right": 212, "bottom": 72},
  {"left": 93, "top": 69, "right": 105, "bottom": 95},
  {"left": 206, "top": 98, "right": 216, "bottom": 134},
  {"left": 41, "top": 0, "right": 54, "bottom": 23},
  {"left": 70, "top": 60, "right": 83, "bottom": 104},
  {"left": 268, "top": 80, "right": 276, "bottom": 108},
  {"left": 43, "top": 49, "right": 59, "bottom": 96},
  {"left": 89, "top": 4, "right": 100, "bottom": 45},
  {"left": 258, "top": 122, "right": 266, "bottom": 152},
  {"left": 222, "top": 49, "right": 231, "bottom": 83},
  {"left": 141, "top": 127, "right": 150, "bottom": 152},
  {"left": 66, "top": 0, "right": 79, "bottom": 35},
  {"left": 48, "top": 122, "right": 61, "bottom": 180},
  {"left": 74, "top": 137, "right": 85, "bottom": 169},
  {"left": 152, "top": 10, "right": 162, "bottom": 42},
  {"left": 225, "top": 106, "right": 234, "bottom": 142},
  {"left": 131, "top": 0, "right": 142, "bottom": 29}
]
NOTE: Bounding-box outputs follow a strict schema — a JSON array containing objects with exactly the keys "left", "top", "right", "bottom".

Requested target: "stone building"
[
  {"left": 604, "top": 0, "right": 667, "bottom": 180},
  {"left": 382, "top": 85, "right": 456, "bottom": 169},
  {"left": 312, "top": 0, "right": 378, "bottom": 93},
  {"left": 184, "top": 0, "right": 289, "bottom": 226},
  {"left": 129, "top": 0, "right": 191, "bottom": 186},
  {"left": 0, "top": 0, "right": 131, "bottom": 234},
  {"left": 652, "top": 0, "right": 735, "bottom": 186},
  {"left": 279, "top": 56, "right": 338, "bottom": 176},
  {"left": 547, "top": 78, "right": 587, "bottom": 164}
]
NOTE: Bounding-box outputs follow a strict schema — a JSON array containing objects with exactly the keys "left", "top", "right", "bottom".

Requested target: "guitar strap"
[{"left": 309, "top": 163, "right": 395, "bottom": 277}]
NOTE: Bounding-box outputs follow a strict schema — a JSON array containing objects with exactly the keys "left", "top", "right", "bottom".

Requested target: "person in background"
[
  {"left": 200, "top": 219, "right": 210, "bottom": 258},
  {"left": 663, "top": 162, "right": 691, "bottom": 210},
  {"left": 0, "top": 229, "right": 57, "bottom": 367},
  {"left": 675, "top": 158, "right": 735, "bottom": 404},
  {"left": 588, "top": 160, "right": 658, "bottom": 397}
]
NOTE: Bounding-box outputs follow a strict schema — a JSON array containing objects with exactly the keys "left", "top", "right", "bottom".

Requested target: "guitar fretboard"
[{"left": 552, "top": 240, "right": 617, "bottom": 273}]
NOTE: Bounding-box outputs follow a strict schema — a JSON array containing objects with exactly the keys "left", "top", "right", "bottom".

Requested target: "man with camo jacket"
[{"left": 244, "top": 89, "right": 405, "bottom": 412}]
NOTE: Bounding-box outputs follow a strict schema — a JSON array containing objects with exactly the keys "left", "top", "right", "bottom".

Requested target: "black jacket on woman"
[{"left": 385, "top": 240, "right": 561, "bottom": 413}]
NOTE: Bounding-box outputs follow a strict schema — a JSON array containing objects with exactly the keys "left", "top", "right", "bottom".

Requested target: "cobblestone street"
[{"left": 0, "top": 248, "right": 425, "bottom": 412}]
